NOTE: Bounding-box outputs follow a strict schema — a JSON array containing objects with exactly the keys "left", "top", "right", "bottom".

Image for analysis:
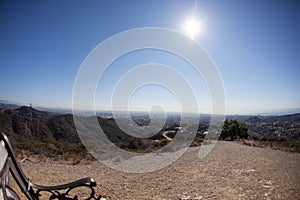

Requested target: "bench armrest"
[{"left": 30, "top": 177, "right": 100, "bottom": 199}]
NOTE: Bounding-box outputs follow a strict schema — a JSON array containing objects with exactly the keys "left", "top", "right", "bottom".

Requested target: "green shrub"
[{"left": 220, "top": 120, "right": 248, "bottom": 141}]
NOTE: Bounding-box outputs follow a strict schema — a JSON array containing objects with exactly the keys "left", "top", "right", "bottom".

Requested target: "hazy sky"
[{"left": 0, "top": 0, "right": 299, "bottom": 114}]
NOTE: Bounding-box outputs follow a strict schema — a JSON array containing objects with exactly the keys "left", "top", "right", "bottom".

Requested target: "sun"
[{"left": 182, "top": 16, "right": 203, "bottom": 40}]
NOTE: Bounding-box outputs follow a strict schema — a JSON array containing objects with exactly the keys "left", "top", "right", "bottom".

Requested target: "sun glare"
[{"left": 182, "top": 16, "right": 203, "bottom": 40}]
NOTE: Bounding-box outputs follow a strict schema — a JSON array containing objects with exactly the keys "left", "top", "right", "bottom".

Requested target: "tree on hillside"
[{"left": 220, "top": 120, "right": 248, "bottom": 141}]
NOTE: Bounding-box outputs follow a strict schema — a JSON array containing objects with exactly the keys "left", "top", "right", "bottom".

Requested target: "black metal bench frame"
[{"left": 0, "top": 132, "right": 101, "bottom": 200}]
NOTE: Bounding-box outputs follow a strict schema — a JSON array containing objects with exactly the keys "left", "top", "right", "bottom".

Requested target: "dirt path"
[
  {"left": 19, "top": 142, "right": 300, "bottom": 199},
  {"left": 162, "top": 131, "right": 173, "bottom": 141}
]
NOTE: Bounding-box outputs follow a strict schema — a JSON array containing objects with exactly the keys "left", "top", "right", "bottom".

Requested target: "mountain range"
[{"left": 1, "top": 103, "right": 299, "bottom": 157}]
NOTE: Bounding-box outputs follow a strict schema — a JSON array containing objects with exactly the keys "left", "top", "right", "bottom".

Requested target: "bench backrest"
[
  {"left": 0, "top": 132, "right": 102, "bottom": 200},
  {"left": 0, "top": 132, "right": 36, "bottom": 200}
]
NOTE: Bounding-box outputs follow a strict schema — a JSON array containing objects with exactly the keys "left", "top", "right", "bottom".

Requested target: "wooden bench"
[{"left": 0, "top": 132, "right": 103, "bottom": 200}]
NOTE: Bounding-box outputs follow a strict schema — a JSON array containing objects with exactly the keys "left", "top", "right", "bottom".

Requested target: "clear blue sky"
[{"left": 0, "top": 0, "right": 299, "bottom": 114}]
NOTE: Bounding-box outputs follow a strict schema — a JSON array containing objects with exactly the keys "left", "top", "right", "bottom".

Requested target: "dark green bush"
[{"left": 220, "top": 120, "right": 248, "bottom": 141}]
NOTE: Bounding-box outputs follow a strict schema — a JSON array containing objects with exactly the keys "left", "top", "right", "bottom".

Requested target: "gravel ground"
[{"left": 16, "top": 141, "right": 300, "bottom": 199}]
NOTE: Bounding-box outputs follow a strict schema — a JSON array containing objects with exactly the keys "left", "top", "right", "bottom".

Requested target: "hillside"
[
  {"left": 1, "top": 105, "right": 300, "bottom": 159},
  {"left": 0, "top": 106, "right": 174, "bottom": 158}
]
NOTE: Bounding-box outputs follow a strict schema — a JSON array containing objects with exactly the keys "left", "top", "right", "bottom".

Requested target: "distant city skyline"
[{"left": 1, "top": 0, "right": 300, "bottom": 115}]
